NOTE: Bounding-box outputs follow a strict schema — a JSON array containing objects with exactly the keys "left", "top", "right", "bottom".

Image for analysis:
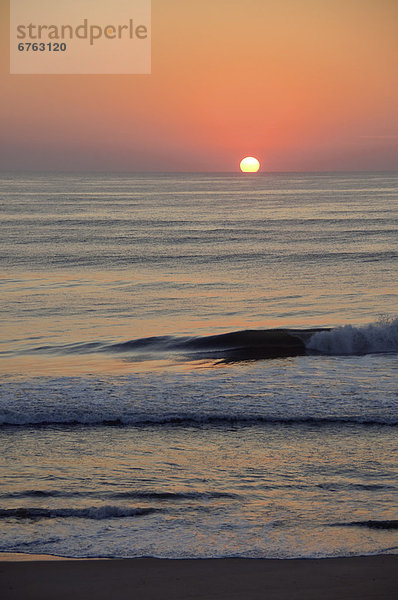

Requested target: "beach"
[{"left": 1, "top": 554, "right": 397, "bottom": 599}]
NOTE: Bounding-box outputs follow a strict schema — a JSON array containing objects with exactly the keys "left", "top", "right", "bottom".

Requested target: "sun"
[{"left": 240, "top": 157, "right": 260, "bottom": 173}]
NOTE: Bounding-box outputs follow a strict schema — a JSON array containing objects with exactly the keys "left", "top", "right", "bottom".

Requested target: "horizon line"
[{"left": 1, "top": 168, "right": 397, "bottom": 176}]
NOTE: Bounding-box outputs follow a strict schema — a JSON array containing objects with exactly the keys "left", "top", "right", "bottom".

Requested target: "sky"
[{"left": 1, "top": 0, "right": 397, "bottom": 172}]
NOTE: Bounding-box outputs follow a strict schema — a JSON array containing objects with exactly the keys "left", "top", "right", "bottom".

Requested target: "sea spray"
[{"left": 306, "top": 316, "right": 398, "bottom": 355}]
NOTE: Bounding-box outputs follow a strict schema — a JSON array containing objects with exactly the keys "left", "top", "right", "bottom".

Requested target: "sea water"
[{"left": 0, "top": 172, "right": 397, "bottom": 558}]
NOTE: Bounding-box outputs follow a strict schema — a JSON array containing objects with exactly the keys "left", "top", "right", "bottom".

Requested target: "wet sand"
[{"left": 0, "top": 554, "right": 397, "bottom": 599}]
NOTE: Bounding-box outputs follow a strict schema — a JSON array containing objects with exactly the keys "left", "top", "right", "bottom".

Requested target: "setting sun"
[{"left": 240, "top": 157, "right": 260, "bottom": 173}]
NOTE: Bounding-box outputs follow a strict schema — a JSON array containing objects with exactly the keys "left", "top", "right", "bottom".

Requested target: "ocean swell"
[
  {"left": 14, "top": 318, "right": 398, "bottom": 363},
  {"left": 23, "top": 329, "right": 321, "bottom": 361},
  {"left": 1, "top": 415, "right": 396, "bottom": 428},
  {"left": 0, "top": 506, "right": 158, "bottom": 520},
  {"left": 331, "top": 520, "right": 398, "bottom": 530}
]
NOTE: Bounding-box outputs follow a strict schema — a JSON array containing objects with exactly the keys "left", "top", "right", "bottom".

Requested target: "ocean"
[{"left": 0, "top": 171, "right": 397, "bottom": 559}]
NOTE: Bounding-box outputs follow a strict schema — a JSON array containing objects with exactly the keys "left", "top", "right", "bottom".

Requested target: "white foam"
[
  {"left": 306, "top": 317, "right": 398, "bottom": 355},
  {"left": 1, "top": 350, "right": 397, "bottom": 426}
]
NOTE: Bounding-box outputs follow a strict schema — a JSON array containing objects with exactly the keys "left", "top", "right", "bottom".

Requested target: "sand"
[{"left": 0, "top": 554, "right": 397, "bottom": 599}]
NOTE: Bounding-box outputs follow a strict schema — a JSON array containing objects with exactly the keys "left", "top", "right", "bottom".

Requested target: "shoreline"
[
  {"left": 1, "top": 554, "right": 397, "bottom": 600},
  {"left": 2, "top": 550, "right": 397, "bottom": 561},
  {"left": 0, "top": 553, "right": 91, "bottom": 561}
]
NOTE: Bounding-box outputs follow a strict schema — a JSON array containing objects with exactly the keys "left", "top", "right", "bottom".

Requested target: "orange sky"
[{"left": 1, "top": 0, "right": 397, "bottom": 172}]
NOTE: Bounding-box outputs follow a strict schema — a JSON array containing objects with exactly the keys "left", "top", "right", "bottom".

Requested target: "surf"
[{"left": 17, "top": 317, "right": 397, "bottom": 363}]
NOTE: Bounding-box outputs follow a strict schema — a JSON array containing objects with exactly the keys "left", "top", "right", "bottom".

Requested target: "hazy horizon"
[{"left": 1, "top": 168, "right": 398, "bottom": 175}]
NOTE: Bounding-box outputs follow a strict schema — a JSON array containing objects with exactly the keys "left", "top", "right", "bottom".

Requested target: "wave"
[
  {"left": 306, "top": 317, "right": 398, "bottom": 355},
  {"left": 0, "top": 506, "right": 158, "bottom": 520},
  {"left": 109, "top": 490, "right": 238, "bottom": 500},
  {"left": 317, "top": 482, "right": 396, "bottom": 492},
  {"left": 23, "top": 329, "right": 319, "bottom": 361},
  {"left": 110, "top": 329, "right": 320, "bottom": 361},
  {"left": 0, "top": 490, "right": 238, "bottom": 501},
  {"left": 1, "top": 415, "right": 396, "bottom": 428},
  {"left": 17, "top": 318, "right": 398, "bottom": 362},
  {"left": 331, "top": 520, "right": 398, "bottom": 530}
]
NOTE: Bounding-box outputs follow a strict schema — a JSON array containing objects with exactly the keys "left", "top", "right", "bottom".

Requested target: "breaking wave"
[
  {"left": 306, "top": 317, "right": 398, "bottom": 355},
  {"left": 1, "top": 319, "right": 396, "bottom": 428},
  {"left": 13, "top": 318, "right": 397, "bottom": 363}
]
